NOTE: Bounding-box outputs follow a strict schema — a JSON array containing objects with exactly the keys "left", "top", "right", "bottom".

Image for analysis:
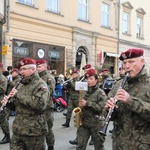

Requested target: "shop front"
[{"left": 12, "top": 40, "right": 65, "bottom": 74}]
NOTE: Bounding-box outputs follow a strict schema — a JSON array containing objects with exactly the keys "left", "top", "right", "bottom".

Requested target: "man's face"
[
  {"left": 72, "top": 73, "right": 78, "bottom": 78},
  {"left": 11, "top": 71, "right": 18, "bottom": 77},
  {"left": 19, "top": 65, "right": 35, "bottom": 77},
  {"left": 103, "top": 71, "right": 108, "bottom": 76},
  {"left": 123, "top": 57, "right": 145, "bottom": 78},
  {"left": 36, "top": 64, "right": 46, "bottom": 73},
  {"left": 119, "top": 68, "right": 126, "bottom": 75}
]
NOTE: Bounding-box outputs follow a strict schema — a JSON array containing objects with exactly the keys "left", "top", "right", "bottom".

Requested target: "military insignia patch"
[
  {"left": 86, "top": 74, "right": 90, "bottom": 78},
  {"left": 122, "top": 53, "right": 127, "bottom": 59},
  {"left": 19, "top": 60, "right": 24, "bottom": 66},
  {"left": 102, "top": 92, "right": 106, "bottom": 96},
  {"left": 41, "top": 86, "right": 47, "bottom": 91},
  {"left": 48, "top": 79, "right": 52, "bottom": 83}
]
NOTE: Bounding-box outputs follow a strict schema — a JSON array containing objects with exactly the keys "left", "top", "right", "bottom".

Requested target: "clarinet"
[
  {"left": 0, "top": 77, "right": 23, "bottom": 112},
  {"left": 99, "top": 72, "right": 129, "bottom": 136}
]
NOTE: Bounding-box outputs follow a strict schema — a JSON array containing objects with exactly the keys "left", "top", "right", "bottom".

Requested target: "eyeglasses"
[{"left": 19, "top": 67, "right": 32, "bottom": 71}]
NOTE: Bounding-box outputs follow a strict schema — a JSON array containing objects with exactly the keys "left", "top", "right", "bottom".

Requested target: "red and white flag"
[{"left": 99, "top": 51, "right": 106, "bottom": 66}]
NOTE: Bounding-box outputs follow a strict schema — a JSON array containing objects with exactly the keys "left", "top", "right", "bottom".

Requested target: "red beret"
[
  {"left": 85, "top": 68, "right": 96, "bottom": 78},
  {"left": 82, "top": 64, "right": 91, "bottom": 70},
  {"left": 18, "top": 58, "right": 36, "bottom": 68},
  {"left": 72, "top": 68, "right": 79, "bottom": 74},
  {"left": 119, "top": 48, "right": 144, "bottom": 61},
  {"left": 12, "top": 68, "right": 19, "bottom": 73},
  {"left": 0, "top": 63, "right": 3, "bottom": 67},
  {"left": 100, "top": 68, "right": 109, "bottom": 72},
  {"left": 36, "top": 59, "right": 47, "bottom": 65}
]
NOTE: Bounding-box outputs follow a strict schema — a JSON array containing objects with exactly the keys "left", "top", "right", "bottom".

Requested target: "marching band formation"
[{"left": 0, "top": 48, "right": 150, "bottom": 150}]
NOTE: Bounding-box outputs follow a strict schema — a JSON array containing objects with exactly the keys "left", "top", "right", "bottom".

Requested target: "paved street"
[{"left": 0, "top": 110, "right": 112, "bottom": 150}]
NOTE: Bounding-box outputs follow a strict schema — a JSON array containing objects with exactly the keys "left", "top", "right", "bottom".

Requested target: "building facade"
[
  {"left": 1, "top": 0, "right": 150, "bottom": 75},
  {"left": 118, "top": 0, "right": 150, "bottom": 72}
]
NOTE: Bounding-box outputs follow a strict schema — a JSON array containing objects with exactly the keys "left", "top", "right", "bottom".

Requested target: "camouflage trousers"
[
  {"left": 10, "top": 134, "right": 46, "bottom": 150},
  {"left": 0, "top": 107, "right": 10, "bottom": 134},
  {"left": 76, "top": 125, "right": 105, "bottom": 150},
  {"left": 44, "top": 109, "right": 55, "bottom": 147},
  {"left": 66, "top": 99, "right": 79, "bottom": 121}
]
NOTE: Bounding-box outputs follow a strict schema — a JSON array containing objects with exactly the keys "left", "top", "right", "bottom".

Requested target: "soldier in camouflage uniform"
[
  {"left": 62, "top": 69, "right": 80, "bottom": 127},
  {"left": 99, "top": 68, "right": 113, "bottom": 95},
  {"left": 69, "top": 64, "right": 94, "bottom": 146},
  {"left": 105, "top": 48, "right": 150, "bottom": 150},
  {"left": 36, "top": 59, "right": 55, "bottom": 150},
  {"left": 0, "top": 63, "right": 9, "bottom": 144},
  {"left": 76, "top": 68, "right": 107, "bottom": 150},
  {"left": 1, "top": 58, "right": 49, "bottom": 150}
]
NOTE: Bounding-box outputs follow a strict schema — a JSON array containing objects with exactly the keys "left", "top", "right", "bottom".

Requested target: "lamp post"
[
  {"left": 0, "top": 0, "right": 6, "bottom": 62},
  {"left": 117, "top": 0, "right": 120, "bottom": 71}
]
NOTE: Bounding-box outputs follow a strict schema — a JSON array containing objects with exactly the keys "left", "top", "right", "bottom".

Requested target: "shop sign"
[
  {"left": 2, "top": 45, "right": 8, "bottom": 55},
  {"left": 14, "top": 47, "right": 29, "bottom": 56},
  {"left": 38, "top": 49, "right": 45, "bottom": 58},
  {"left": 49, "top": 51, "right": 60, "bottom": 59}
]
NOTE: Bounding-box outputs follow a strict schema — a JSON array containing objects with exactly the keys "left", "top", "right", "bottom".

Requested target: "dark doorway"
[{"left": 76, "top": 46, "right": 87, "bottom": 68}]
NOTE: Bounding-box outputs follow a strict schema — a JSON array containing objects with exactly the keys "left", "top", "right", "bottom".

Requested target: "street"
[{"left": 0, "top": 110, "right": 112, "bottom": 150}]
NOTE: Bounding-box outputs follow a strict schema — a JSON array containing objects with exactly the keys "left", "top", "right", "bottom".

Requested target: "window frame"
[
  {"left": 18, "top": 0, "right": 34, "bottom": 6},
  {"left": 122, "top": 8, "right": 131, "bottom": 35},
  {"left": 122, "top": 11, "right": 129, "bottom": 34},
  {"left": 47, "top": 0, "right": 60, "bottom": 14},
  {"left": 136, "top": 8, "right": 145, "bottom": 39},
  {"left": 78, "top": 0, "right": 89, "bottom": 22},
  {"left": 101, "top": 2, "right": 110, "bottom": 28}
]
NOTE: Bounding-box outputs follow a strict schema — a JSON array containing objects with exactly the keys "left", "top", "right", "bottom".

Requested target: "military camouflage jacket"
[
  {"left": 38, "top": 69, "right": 55, "bottom": 109},
  {"left": 66, "top": 76, "right": 79, "bottom": 100},
  {"left": 108, "top": 67, "right": 150, "bottom": 150},
  {"left": 82, "top": 83, "right": 107, "bottom": 128},
  {"left": 0, "top": 72, "right": 8, "bottom": 106},
  {"left": 10, "top": 72, "right": 49, "bottom": 136}
]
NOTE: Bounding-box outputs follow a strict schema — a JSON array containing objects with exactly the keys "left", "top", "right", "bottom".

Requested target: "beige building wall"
[
  {"left": 2, "top": 0, "right": 118, "bottom": 74},
  {"left": 118, "top": 0, "right": 150, "bottom": 71}
]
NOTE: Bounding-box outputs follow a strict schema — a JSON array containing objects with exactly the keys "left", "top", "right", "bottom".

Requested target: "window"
[
  {"left": 121, "top": 2, "right": 133, "bottom": 35},
  {"left": 101, "top": 2, "right": 110, "bottom": 28},
  {"left": 136, "top": 8, "right": 145, "bottom": 39},
  {"left": 122, "top": 12, "right": 129, "bottom": 34},
  {"left": 47, "top": 0, "right": 60, "bottom": 14},
  {"left": 78, "top": 0, "right": 88, "bottom": 21},
  {"left": 18, "top": 0, "right": 34, "bottom": 6},
  {"left": 136, "top": 17, "right": 143, "bottom": 38}
]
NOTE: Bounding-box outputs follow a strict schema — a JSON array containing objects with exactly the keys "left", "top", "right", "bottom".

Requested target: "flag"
[
  {"left": 79, "top": 53, "right": 86, "bottom": 76},
  {"left": 99, "top": 51, "right": 106, "bottom": 66}
]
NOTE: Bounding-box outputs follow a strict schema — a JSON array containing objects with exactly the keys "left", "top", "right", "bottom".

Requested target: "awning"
[{"left": 106, "top": 52, "right": 119, "bottom": 58}]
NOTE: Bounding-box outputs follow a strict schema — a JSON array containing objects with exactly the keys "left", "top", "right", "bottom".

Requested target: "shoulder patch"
[
  {"left": 41, "top": 85, "right": 47, "bottom": 91},
  {"left": 102, "top": 92, "right": 106, "bottom": 97},
  {"left": 48, "top": 79, "right": 52, "bottom": 83}
]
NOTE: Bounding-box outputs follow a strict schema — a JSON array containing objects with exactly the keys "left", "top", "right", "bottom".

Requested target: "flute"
[
  {"left": 0, "top": 77, "right": 23, "bottom": 112},
  {"left": 99, "top": 72, "right": 129, "bottom": 136}
]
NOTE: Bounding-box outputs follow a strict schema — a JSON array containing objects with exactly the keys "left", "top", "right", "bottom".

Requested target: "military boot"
[
  {"left": 63, "top": 112, "right": 67, "bottom": 116},
  {"left": 62, "top": 119, "right": 70, "bottom": 127},
  {"left": 0, "top": 133, "right": 10, "bottom": 144},
  {"left": 69, "top": 138, "right": 77, "bottom": 145},
  {"left": 48, "top": 146, "right": 54, "bottom": 150},
  {"left": 89, "top": 137, "right": 94, "bottom": 145}
]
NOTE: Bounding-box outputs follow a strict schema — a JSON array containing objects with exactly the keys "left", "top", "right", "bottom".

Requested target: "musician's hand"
[
  {"left": 115, "top": 89, "right": 129, "bottom": 103},
  {"left": 79, "top": 99, "right": 86, "bottom": 107},
  {"left": 105, "top": 98, "right": 115, "bottom": 110},
  {"left": 9, "top": 87, "right": 18, "bottom": 97},
  {"left": 1, "top": 96, "right": 9, "bottom": 105}
]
